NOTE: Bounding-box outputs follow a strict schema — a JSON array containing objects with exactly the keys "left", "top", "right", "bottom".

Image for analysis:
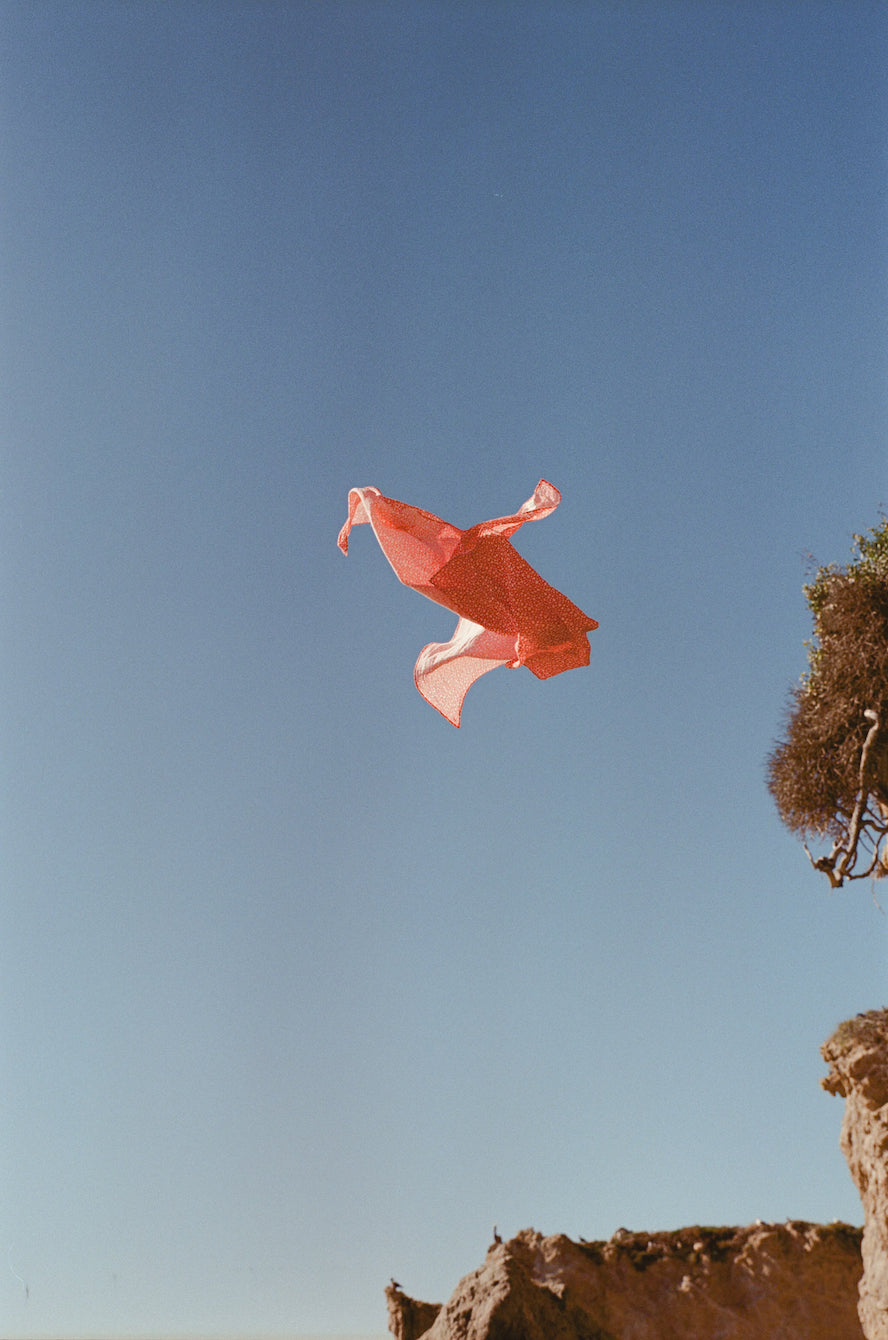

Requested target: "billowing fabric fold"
[{"left": 338, "top": 481, "right": 597, "bottom": 726}]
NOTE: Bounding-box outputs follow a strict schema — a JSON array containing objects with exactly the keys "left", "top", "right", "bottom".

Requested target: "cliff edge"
[
  {"left": 386, "top": 1221, "right": 863, "bottom": 1340},
  {"left": 823, "top": 1008, "right": 888, "bottom": 1340}
]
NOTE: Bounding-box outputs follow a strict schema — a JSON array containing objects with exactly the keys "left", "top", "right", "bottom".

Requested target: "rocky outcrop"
[
  {"left": 823, "top": 1009, "right": 888, "bottom": 1340},
  {"left": 387, "top": 1222, "right": 863, "bottom": 1340},
  {"left": 385, "top": 1282, "right": 442, "bottom": 1340}
]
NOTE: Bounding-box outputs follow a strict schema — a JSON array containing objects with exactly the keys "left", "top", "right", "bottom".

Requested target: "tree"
[{"left": 767, "top": 517, "right": 888, "bottom": 888}]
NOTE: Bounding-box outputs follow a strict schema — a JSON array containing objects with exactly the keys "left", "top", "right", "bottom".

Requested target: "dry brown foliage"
[{"left": 767, "top": 519, "right": 888, "bottom": 886}]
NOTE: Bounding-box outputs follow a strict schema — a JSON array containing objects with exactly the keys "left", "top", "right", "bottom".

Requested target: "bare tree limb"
[{"left": 802, "top": 711, "right": 887, "bottom": 887}]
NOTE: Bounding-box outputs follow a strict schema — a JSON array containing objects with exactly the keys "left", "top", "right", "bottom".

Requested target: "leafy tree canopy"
[{"left": 767, "top": 517, "right": 888, "bottom": 887}]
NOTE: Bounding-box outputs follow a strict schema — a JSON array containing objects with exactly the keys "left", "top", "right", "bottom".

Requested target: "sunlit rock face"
[
  {"left": 823, "top": 1009, "right": 888, "bottom": 1340},
  {"left": 387, "top": 1221, "right": 863, "bottom": 1340}
]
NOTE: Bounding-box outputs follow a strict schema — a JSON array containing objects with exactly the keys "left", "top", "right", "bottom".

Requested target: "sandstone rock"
[
  {"left": 823, "top": 1009, "right": 888, "bottom": 1340},
  {"left": 385, "top": 1279, "right": 442, "bottom": 1340},
  {"left": 388, "top": 1221, "right": 863, "bottom": 1339}
]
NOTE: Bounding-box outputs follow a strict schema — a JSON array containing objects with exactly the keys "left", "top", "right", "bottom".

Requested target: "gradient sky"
[{"left": 2, "top": 2, "right": 888, "bottom": 1337}]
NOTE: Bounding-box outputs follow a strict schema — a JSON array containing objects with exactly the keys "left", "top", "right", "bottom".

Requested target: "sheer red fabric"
[{"left": 338, "top": 480, "right": 598, "bottom": 726}]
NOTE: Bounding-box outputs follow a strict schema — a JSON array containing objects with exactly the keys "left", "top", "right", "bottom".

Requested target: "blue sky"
[{"left": 2, "top": 2, "right": 887, "bottom": 1336}]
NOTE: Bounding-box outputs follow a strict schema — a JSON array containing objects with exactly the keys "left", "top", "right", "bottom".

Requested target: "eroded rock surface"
[
  {"left": 388, "top": 1221, "right": 863, "bottom": 1340},
  {"left": 385, "top": 1281, "right": 441, "bottom": 1340},
  {"left": 823, "top": 1009, "right": 888, "bottom": 1340}
]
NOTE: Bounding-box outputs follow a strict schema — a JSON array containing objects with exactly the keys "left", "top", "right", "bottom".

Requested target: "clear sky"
[{"left": 2, "top": 2, "right": 887, "bottom": 1337}]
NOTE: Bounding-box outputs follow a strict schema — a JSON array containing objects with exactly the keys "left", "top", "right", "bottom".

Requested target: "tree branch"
[{"left": 803, "top": 710, "right": 886, "bottom": 887}]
